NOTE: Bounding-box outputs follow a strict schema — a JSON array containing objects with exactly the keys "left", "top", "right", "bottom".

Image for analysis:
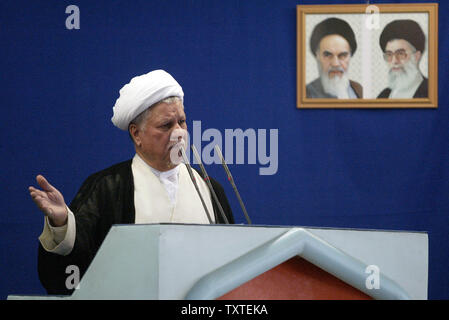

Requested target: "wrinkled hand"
[{"left": 29, "top": 175, "right": 68, "bottom": 227}]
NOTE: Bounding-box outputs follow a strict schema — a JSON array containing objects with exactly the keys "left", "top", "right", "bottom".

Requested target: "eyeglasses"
[{"left": 383, "top": 49, "right": 415, "bottom": 62}]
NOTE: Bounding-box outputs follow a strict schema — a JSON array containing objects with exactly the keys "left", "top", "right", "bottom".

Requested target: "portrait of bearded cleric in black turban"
[
  {"left": 306, "top": 17, "right": 363, "bottom": 99},
  {"left": 377, "top": 19, "right": 428, "bottom": 99}
]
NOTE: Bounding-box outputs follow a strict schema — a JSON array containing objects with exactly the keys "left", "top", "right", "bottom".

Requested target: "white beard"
[
  {"left": 319, "top": 65, "right": 350, "bottom": 99},
  {"left": 388, "top": 55, "right": 421, "bottom": 93}
]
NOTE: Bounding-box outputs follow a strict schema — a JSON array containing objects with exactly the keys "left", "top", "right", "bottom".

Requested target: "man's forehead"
[
  {"left": 151, "top": 101, "right": 185, "bottom": 119},
  {"left": 385, "top": 39, "right": 413, "bottom": 51},
  {"left": 319, "top": 34, "right": 350, "bottom": 53}
]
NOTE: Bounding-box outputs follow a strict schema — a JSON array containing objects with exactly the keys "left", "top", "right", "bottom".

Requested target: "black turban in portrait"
[
  {"left": 379, "top": 19, "right": 426, "bottom": 53},
  {"left": 309, "top": 17, "right": 357, "bottom": 56}
]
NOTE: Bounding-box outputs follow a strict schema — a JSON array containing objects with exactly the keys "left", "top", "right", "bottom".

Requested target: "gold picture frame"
[{"left": 297, "top": 3, "right": 438, "bottom": 108}]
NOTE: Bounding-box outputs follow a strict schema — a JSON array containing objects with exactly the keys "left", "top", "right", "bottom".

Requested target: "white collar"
[
  {"left": 133, "top": 153, "right": 180, "bottom": 205},
  {"left": 133, "top": 153, "right": 180, "bottom": 179}
]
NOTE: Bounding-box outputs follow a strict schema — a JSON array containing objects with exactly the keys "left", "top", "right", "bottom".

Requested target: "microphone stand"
[
  {"left": 180, "top": 146, "right": 214, "bottom": 224},
  {"left": 191, "top": 145, "right": 229, "bottom": 224},
  {"left": 214, "top": 145, "right": 252, "bottom": 225}
]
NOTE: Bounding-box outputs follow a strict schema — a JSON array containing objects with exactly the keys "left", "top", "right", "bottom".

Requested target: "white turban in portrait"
[{"left": 111, "top": 69, "right": 184, "bottom": 130}]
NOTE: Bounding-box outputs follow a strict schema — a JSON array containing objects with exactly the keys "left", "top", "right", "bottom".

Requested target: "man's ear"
[
  {"left": 414, "top": 50, "right": 422, "bottom": 63},
  {"left": 128, "top": 123, "right": 141, "bottom": 147}
]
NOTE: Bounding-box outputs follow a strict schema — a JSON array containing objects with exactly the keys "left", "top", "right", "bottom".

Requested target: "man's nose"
[
  {"left": 330, "top": 56, "right": 340, "bottom": 66},
  {"left": 391, "top": 54, "right": 401, "bottom": 65},
  {"left": 173, "top": 122, "right": 184, "bottom": 131},
  {"left": 170, "top": 126, "right": 187, "bottom": 142}
]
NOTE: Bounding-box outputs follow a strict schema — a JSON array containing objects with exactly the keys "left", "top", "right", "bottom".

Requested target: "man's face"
[
  {"left": 384, "top": 39, "right": 421, "bottom": 74},
  {"left": 132, "top": 100, "right": 187, "bottom": 171},
  {"left": 316, "top": 34, "right": 351, "bottom": 79}
]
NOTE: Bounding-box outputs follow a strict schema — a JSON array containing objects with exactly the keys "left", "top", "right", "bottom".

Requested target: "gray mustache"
[{"left": 328, "top": 67, "right": 345, "bottom": 74}]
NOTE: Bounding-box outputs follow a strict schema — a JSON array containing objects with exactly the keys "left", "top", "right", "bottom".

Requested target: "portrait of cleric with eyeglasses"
[{"left": 377, "top": 19, "right": 428, "bottom": 99}]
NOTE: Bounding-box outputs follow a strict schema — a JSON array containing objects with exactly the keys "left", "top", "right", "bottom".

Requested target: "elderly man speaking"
[{"left": 29, "top": 70, "right": 234, "bottom": 295}]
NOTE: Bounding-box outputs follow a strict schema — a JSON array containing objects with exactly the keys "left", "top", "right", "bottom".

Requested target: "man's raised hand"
[{"left": 29, "top": 175, "right": 68, "bottom": 227}]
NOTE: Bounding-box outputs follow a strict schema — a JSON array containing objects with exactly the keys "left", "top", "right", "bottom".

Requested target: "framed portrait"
[{"left": 296, "top": 3, "right": 438, "bottom": 108}]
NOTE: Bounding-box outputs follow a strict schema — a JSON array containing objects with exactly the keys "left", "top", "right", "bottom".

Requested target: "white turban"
[{"left": 111, "top": 69, "right": 184, "bottom": 130}]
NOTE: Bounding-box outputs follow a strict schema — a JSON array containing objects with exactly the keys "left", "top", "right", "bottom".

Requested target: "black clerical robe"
[{"left": 38, "top": 160, "right": 234, "bottom": 295}]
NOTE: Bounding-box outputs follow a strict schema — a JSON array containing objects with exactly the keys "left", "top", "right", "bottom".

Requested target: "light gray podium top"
[{"left": 8, "top": 224, "right": 428, "bottom": 300}]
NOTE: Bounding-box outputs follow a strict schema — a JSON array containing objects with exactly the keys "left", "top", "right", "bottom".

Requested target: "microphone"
[
  {"left": 214, "top": 145, "right": 252, "bottom": 225},
  {"left": 191, "top": 145, "right": 229, "bottom": 224},
  {"left": 179, "top": 145, "right": 214, "bottom": 224}
]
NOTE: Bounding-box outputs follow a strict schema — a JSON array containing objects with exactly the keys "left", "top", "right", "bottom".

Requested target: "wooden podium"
[{"left": 8, "top": 224, "right": 428, "bottom": 300}]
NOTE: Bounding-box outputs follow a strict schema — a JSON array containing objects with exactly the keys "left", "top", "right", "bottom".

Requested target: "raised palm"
[{"left": 29, "top": 175, "right": 68, "bottom": 227}]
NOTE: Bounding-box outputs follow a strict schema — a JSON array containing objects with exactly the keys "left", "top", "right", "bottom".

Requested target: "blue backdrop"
[{"left": 1, "top": 0, "right": 447, "bottom": 299}]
